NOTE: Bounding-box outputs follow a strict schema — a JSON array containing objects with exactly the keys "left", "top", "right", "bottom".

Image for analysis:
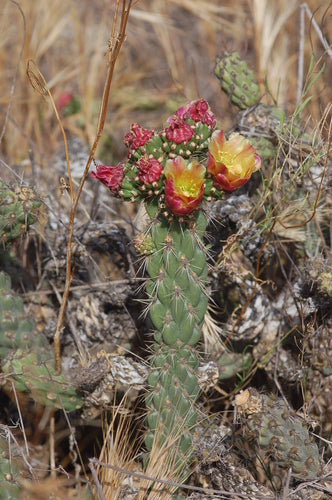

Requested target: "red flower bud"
[
  {"left": 164, "top": 116, "right": 193, "bottom": 144},
  {"left": 164, "top": 157, "right": 205, "bottom": 216},
  {"left": 137, "top": 156, "right": 163, "bottom": 185},
  {"left": 57, "top": 92, "right": 73, "bottom": 110},
  {"left": 167, "top": 98, "right": 216, "bottom": 127},
  {"left": 124, "top": 123, "right": 154, "bottom": 150},
  {"left": 207, "top": 131, "right": 262, "bottom": 192},
  {"left": 185, "top": 98, "right": 216, "bottom": 127},
  {"left": 90, "top": 164, "right": 124, "bottom": 193}
]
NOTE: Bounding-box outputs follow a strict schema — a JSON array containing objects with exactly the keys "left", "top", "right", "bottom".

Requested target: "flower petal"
[
  {"left": 207, "top": 131, "right": 261, "bottom": 193},
  {"left": 90, "top": 164, "right": 124, "bottom": 193},
  {"left": 164, "top": 157, "right": 205, "bottom": 216},
  {"left": 137, "top": 156, "right": 163, "bottom": 185}
]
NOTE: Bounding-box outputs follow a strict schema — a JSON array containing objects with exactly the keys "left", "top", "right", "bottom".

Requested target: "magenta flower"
[
  {"left": 57, "top": 92, "right": 73, "bottom": 110},
  {"left": 167, "top": 98, "right": 215, "bottom": 127},
  {"left": 185, "top": 99, "right": 216, "bottom": 126},
  {"left": 137, "top": 156, "right": 163, "bottom": 185},
  {"left": 164, "top": 116, "right": 194, "bottom": 144},
  {"left": 164, "top": 157, "right": 205, "bottom": 216},
  {"left": 124, "top": 123, "right": 154, "bottom": 150},
  {"left": 90, "top": 164, "right": 124, "bottom": 193},
  {"left": 167, "top": 105, "right": 187, "bottom": 124},
  {"left": 207, "top": 131, "right": 262, "bottom": 192}
]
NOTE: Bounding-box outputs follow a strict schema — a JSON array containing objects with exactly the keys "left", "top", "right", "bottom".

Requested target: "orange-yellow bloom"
[
  {"left": 207, "top": 131, "right": 262, "bottom": 192},
  {"left": 164, "top": 157, "right": 205, "bottom": 216}
]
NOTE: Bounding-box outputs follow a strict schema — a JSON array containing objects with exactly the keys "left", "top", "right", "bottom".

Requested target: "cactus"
[
  {"left": 143, "top": 204, "right": 208, "bottom": 478},
  {"left": 214, "top": 52, "right": 317, "bottom": 166},
  {"left": 249, "top": 136, "right": 277, "bottom": 163},
  {"left": 2, "top": 349, "right": 82, "bottom": 411},
  {"left": 0, "top": 435, "right": 25, "bottom": 499},
  {"left": 215, "top": 52, "right": 260, "bottom": 110},
  {"left": 0, "top": 273, "right": 48, "bottom": 358},
  {"left": 91, "top": 98, "right": 262, "bottom": 485},
  {"left": 214, "top": 52, "right": 279, "bottom": 163},
  {"left": 0, "top": 272, "right": 82, "bottom": 412},
  {"left": 0, "top": 451, "right": 21, "bottom": 499},
  {"left": 0, "top": 182, "right": 42, "bottom": 245},
  {"left": 234, "top": 388, "right": 320, "bottom": 480}
]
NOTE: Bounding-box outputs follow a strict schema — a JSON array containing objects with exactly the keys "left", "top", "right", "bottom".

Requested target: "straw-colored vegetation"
[{"left": 0, "top": 0, "right": 331, "bottom": 498}]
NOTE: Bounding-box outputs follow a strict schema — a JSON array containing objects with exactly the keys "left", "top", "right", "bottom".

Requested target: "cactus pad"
[
  {"left": 215, "top": 52, "right": 260, "bottom": 110},
  {"left": 0, "top": 182, "right": 42, "bottom": 245},
  {"left": 0, "top": 436, "right": 24, "bottom": 499},
  {"left": 0, "top": 273, "right": 47, "bottom": 358},
  {"left": 2, "top": 349, "right": 82, "bottom": 411},
  {"left": 234, "top": 388, "right": 320, "bottom": 480},
  {"left": 0, "top": 272, "right": 82, "bottom": 412}
]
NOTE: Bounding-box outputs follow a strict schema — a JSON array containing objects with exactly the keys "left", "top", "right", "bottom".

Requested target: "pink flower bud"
[
  {"left": 164, "top": 157, "right": 205, "bottom": 216},
  {"left": 207, "top": 131, "right": 262, "bottom": 192},
  {"left": 57, "top": 92, "right": 73, "bottom": 110},
  {"left": 164, "top": 116, "right": 193, "bottom": 144},
  {"left": 90, "top": 164, "right": 124, "bottom": 193},
  {"left": 167, "top": 98, "right": 216, "bottom": 127},
  {"left": 124, "top": 123, "right": 154, "bottom": 150},
  {"left": 137, "top": 156, "right": 163, "bottom": 185},
  {"left": 185, "top": 98, "right": 216, "bottom": 127}
]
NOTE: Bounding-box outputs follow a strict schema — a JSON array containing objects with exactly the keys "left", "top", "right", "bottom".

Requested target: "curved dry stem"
[{"left": 52, "top": 0, "right": 133, "bottom": 372}]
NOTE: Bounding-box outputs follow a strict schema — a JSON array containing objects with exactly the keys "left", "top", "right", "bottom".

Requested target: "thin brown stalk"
[
  {"left": 89, "top": 457, "right": 252, "bottom": 498},
  {"left": 275, "top": 122, "right": 331, "bottom": 231},
  {"left": 53, "top": 0, "right": 133, "bottom": 372},
  {"left": 26, "top": 59, "right": 74, "bottom": 202},
  {"left": 11, "top": 381, "right": 30, "bottom": 458},
  {"left": 0, "top": 0, "right": 25, "bottom": 145},
  {"left": 50, "top": 416, "right": 56, "bottom": 479}
]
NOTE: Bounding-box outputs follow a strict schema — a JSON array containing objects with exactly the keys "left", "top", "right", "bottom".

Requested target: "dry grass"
[
  {"left": 0, "top": 0, "right": 331, "bottom": 498},
  {"left": 1, "top": 0, "right": 330, "bottom": 167}
]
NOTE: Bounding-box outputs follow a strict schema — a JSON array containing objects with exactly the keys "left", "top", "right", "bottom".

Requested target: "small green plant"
[
  {"left": 0, "top": 435, "right": 21, "bottom": 500},
  {"left": 215, "top": 51, "right": 260, "bottom": 109},
  {"left": 91, "top": 98, "right": 262, "bottom": 484},
  {"left": 234, "top": 345, "right": 254, "bottom": 391},
  {"left": 234, "top": 388, "right": 320, "bottom": 480},
  {"left": 0, "top": 272, "right": 82, "bottom": 412},
  {"left": 0, "top": 181, "right": 42, "bottom": 246}
]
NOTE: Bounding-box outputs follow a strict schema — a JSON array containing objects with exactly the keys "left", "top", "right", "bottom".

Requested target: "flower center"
[
  {"left": 178, "top": 178, "right": 201, "bottom": 198},
  {"left": 218, "top": 152, "right": 242, "bottom": 176}
]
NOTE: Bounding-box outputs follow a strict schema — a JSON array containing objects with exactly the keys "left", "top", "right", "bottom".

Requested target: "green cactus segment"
[
  {"left": 144, "top": 203, "right": 208, "bottom": 476},
  {"left": 216, "top": 351, "right": 253, "bottom": 380},
  {"left": 0, "top": 182, "right": 42, "bottom": 245},
  {"left": 2, "top": 350, "right": 82, "bottom": 411},
  {"left": 160, "top": 121, "right": 213, "bottom": 160},
  {"left": 0, "top": 273, "right": 48, "bottom": 359},
  {"left": 215, "top": 52, "right": 260, "bottom": 110},
  {"left": 234, "top": 389, "right": 320, "bottom": 479},
  {"left": 0, "top": 272, "right": 83, "bottom": 412},
  {"left": 249, "top": 136, "right": 277, "bottom": 163},
  {"left": 0, "top": 438, "right": 21, "bottom": 500}
]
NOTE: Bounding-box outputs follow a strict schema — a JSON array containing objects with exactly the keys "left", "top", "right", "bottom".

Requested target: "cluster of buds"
[{"left": 91, "top": 99, "right": 262, "bottom": 217}]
